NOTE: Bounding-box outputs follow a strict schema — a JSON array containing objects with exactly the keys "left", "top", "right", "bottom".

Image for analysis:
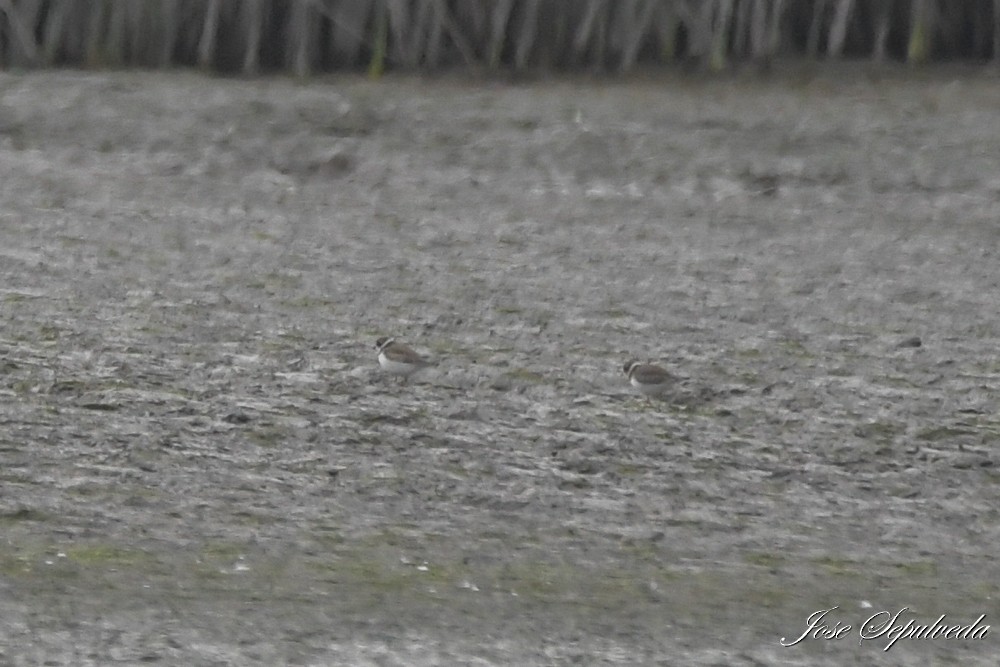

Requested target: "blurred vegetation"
[{"left": 0, "top": 0, "right": 998, "bottom": 75}]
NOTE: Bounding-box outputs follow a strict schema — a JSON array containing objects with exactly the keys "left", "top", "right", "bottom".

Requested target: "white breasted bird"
[
  {"left": 623, "top": 359, "right": 673, "bottom": 399},
  {"left": 375, "top": 337, "right": 432, "bottom": 383}
]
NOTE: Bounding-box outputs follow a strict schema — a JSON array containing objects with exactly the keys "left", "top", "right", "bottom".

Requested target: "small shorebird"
[
  {"left": 623, "top": 359, "right": 673, "bottom": 400},
  {"left": 375, "top": 337, "right": 432, "bottom": 383}
]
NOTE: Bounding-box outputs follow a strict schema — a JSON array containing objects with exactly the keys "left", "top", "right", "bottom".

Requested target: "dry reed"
[{"left": 0, "top": 0, "right": 998, "bottom": 74}]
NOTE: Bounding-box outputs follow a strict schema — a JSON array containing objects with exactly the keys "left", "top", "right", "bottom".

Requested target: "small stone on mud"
[{"left": 223, "top": 412, "right": 252, "bottom": 424}]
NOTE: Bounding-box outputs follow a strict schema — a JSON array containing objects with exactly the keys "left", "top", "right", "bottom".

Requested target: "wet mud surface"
[{"left": 1, "top": 68, "right": 999, "bottom": 665}]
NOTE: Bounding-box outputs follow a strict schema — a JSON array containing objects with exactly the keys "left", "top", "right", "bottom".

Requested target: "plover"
[
  {"left": 375, "top": 337, "right": 432, "bottom": 383},
  {"left": 623, "top": 359, "right": 673, "bottom": 399}
]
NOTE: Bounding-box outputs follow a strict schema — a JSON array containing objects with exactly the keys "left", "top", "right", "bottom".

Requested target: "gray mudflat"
[{"left": 1, "top": 69, "right": 998, "bottom": 665}]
